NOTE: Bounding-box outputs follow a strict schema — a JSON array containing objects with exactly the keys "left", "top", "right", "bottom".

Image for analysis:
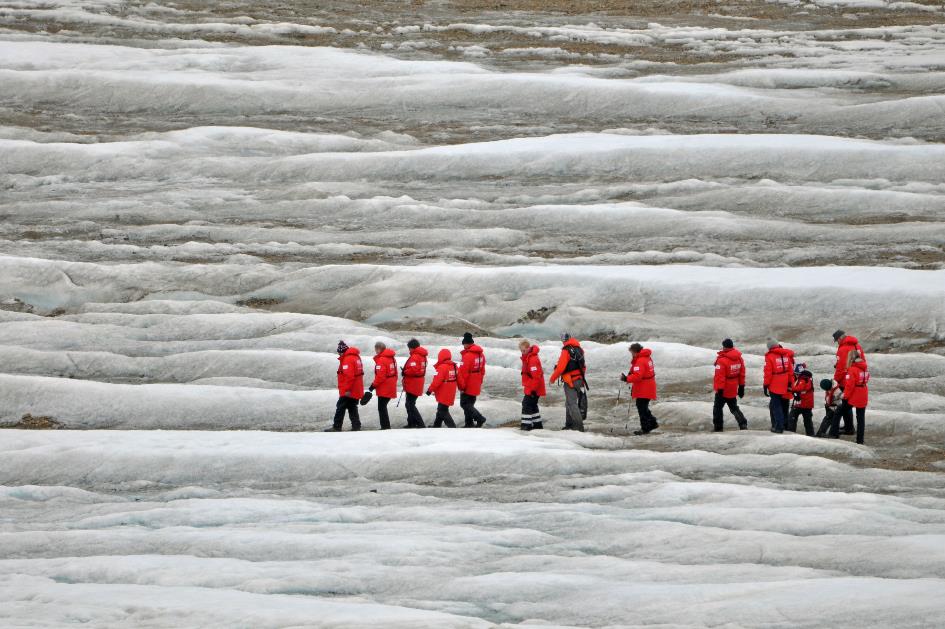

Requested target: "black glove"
[
  {"left": 620, "top": 373, "right": 628, "bottom": 382},
  {"left": 368, "top": 385, "right": 375, "bottom": 392},
  {"left": 793, "top": 393, "right": 801, "bottom": 401},
  {"left": 738, "top": 385, "right": 745, "bottom": 399},
  {"left": 763, "top": 386, "right": 769, "bottom": 397},
  {"left": 425, "top": 390, "right": 432, "bottom": 396},
  {"left": 359, "top": 391, "right": 373, "bottom": 406}
]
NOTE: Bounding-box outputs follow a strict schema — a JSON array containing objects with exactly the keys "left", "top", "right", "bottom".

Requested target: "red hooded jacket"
[
  {"left": 713, "top": 347, "right": 746, "bottom": 398},
  {"left": 458, "top": 344, "right": 486, "bottom": 396},
  {"left": 336, "top": 347, "right": 364, "bottom": 399},
  {"left": 428, "top": 349, "right": 458, "bottom": 406},
  {"left": 371, "top": 348, "right": 398, "bottom": 399},
  {"left": 834, "top": 336, "right": 867, "bottom": 384},
  {"left": 763, "top": 346, "right": 795, "bottom": 398},
  {"left": 627, "top": 348, "right": 657, "bottom": 400},
  {"left": 520, "top": 345, "right": 546, "bottom": 397},
  {"left": 793, "top": 373, "right": 815, "bottom": 409},
  {"left": 401, "top": 346, "right": 428, "bottom": 397},
  {"left": 843, "top": 360, "right": 870, "bottom": 408}
]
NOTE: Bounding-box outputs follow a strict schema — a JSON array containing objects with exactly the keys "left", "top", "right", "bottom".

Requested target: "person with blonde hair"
[{"left": 831, "top": 348, "right": 870, "bottom": 444}]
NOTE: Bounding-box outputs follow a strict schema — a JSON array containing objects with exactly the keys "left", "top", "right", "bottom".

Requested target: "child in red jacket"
[
  {"left": 788, "top": 365, "right": 815, "bottom": 436},
  {"left": 427, "top": 348, "right": 458, "bottom": 428}
]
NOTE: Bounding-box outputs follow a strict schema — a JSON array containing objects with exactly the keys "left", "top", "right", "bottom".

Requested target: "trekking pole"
[{"left": 396, "top": 390, "right": 404, "bottom": 408}]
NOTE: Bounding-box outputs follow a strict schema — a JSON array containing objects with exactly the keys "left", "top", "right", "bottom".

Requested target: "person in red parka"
[
  {"left": 367, "top": 342, "right": 397, "bottom": 430},
  {"left": 788, "top": 365, "right": 815, "bottom": 436},
  {"left": 427, "top": 348, "right": 458, "bottom": 428},
  {"left": 326, "top": 340, "right": 364, "bottom": 432},
  {"left": 622, "top": 343, "right": 658, "bottom": 436},
  {"left": 763, "top": 338, "right": 795, "bottom": 433},
  {"left": 712, "top": 338, "right": 748, "bottom": 432},
  {"left": 832, "top": 330, "right": 864, "bottom": 436},
  {"left": 401, "top": 338, "right": 428, "bottom": 429},
  {"left": 518, "top": 340, "right": 546, "bottom": 431},
  {"left": 457, "top": 332, "right": 488, "bottom": 428},
  {"left": 834, "top": 349, "right": 869, "bottom": 444}
]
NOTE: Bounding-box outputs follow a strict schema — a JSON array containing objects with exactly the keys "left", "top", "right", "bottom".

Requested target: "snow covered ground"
[
  {"left": 3, "top": 430, "right": 945, "bottom": 628},
  {"left": 2, "top": 0, "right": 945, "bottom": 626}
]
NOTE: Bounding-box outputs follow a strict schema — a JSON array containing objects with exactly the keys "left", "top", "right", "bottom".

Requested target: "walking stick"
[{"left": 396, "top": 390, "right": 404, "bottom": 408}]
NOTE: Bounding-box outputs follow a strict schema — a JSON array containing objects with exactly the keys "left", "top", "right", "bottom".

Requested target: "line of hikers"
[{"left": 326, "top": 330, "right": 871, "bottom": 445}]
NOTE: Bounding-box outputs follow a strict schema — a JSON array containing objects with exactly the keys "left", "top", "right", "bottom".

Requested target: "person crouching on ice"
[
  {"left": 518, "top": 339, "right": 546, "bottom": 431},
  {"left": 364, "top": 341, "right": 397, "bottom": 430},
  {"left": 427, "top": 348, "right": 459, "bottom": 428},
  {"left": 622, "top": 343, "right": 658, "bottom": 436},
  {"left": 326, "top": 340, "right": 364, "bottom": 432},
  {"left": 712, "top": 338, "right": 748, "bottom": 432},
  {"left": 816, "top": 378, "right": 842, "bottom": 438},
  {"left": 549, "top": 333, "right": 587, "bottom": 432},
  {"left": 458, "top": 332, "right": 488, "bottom": 428},
  {"left": 788, "top": 364, "right": 815, "bottom": 436},
  {"left": 401, "top": 339, "right": 428, "bottom": 429}
]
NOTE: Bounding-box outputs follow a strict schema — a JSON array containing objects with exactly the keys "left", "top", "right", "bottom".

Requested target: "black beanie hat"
[
  {"left": 629, "top": 342, "right": 643, "bottom": 352},
  {"left": 722, "top": 338, "right": 734, "bottom": 349},
  {"left": 337, "top": 340, "right": 348, "bottom": 355},
  {"left": 820, "top": 378, "right": 832, "bottom": 391},
  {"left": 461, "top": 332, "right": 474, "bottom": 345},
  {"left": 407, "top": 338, "right": 420, "bottom": 350},
  {"left": 832, "top": 329, "right": 845, "bottom": 342}
]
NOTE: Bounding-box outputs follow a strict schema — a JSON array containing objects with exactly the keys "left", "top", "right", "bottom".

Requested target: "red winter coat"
[
  {"left": 428, "top": 349, "right": 458, "bottom": 406},
  {"left": 371, "top": 348, "right": 398, "bottom": 399},
  {"left": 843, "top": 360, "right": 870, "bottom": 408},
  {"left": 763, "top": 346, "right": 795, "bottom": 399},
  {"left": 834, "top": 335, "right": 867, "bottom": 384},
  {"left": 793, "top": 374, "right": 815, "bottom": 409},
  {"left": 458, "top": 344, "right": 486, "bottom": 396},
  {"left": 713, "top": 347, "right": 745, "bottom": 399},
  {"left": 520, "top": 345, "right": 546, "bottom": 397},
  {"left": 336, "top": 347, "right": 364, "bottom": 399},
  {"left": 401, "top": 347, "right": 428, "bottom": 397},
  {"left": 627, "top": 348, "right": 657, "bottom": 400}
]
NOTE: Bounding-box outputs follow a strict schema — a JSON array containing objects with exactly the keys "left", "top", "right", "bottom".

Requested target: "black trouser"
[
  {"left": 712, "top": 392, "right": 747, "bottom": 431},
  {"left": 837, "top": 387, "right": 854, "bottom": 433},
  {"left": 831, "top": 401, "right": 866, "bottom": 444},
  {"left": 520, "top": 393, "right": 541, "bottom": 429},
  {"left": 404, "top": 393, "right": 425, "bottom": 428},
  {"left": 636, "top": 398, "right": 658, "bottom": 432},
  {"left": 377, "top": 396, "right": 391, "bottom": 430},
  {"left": 333, "top": 396, "right": 361, "bottom": 430},
  {"left": 816, "top": 408, "right": 835, "bottom": 437},
  {"left": 769, "top": 396, "right": 789, "bottom": 432},
  {"left": 433, "top": 403, "right": 456, "bottom": 428},
  {"left": 788, "top": 406, "right": 814, "bottom": 436},
  {"left": 460, "top": 393, "right": 487, "bottom": 427}
]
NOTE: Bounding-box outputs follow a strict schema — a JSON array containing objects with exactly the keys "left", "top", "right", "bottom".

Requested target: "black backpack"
[{"left": 565, "top": 345, "right": 585, "bottom": 374}]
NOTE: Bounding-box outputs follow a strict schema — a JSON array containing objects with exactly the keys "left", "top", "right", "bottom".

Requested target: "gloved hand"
[
  {"left": 737, "top": 385, "right": 745, "bottom": 399},
  {"left": 793, "top": 393, "right": 801, "bottom": 401},
  {"left": 620, "top": 373, "right": 628, "bottom": 382},
  {"left": 425, "top": 390, "right": 432, "bottom": 396},
  {"left": 763, "top": 386, "right": 769, "bottom": 397},
  {"left": 368, "top": 385, "right": 375, "bottom": 392},
  {"left": 359, "top": 391, "right": 373, "bottom": 406}
]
